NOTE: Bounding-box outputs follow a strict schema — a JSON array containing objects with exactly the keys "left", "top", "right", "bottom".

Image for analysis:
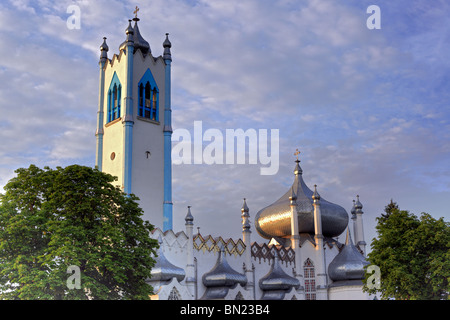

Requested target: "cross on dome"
[{"left": 294, "top": 149, "right": 301, "bottom": 161}]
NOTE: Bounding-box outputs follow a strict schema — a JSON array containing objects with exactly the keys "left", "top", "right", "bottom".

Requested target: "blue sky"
[{"left": 1, "top": 0, "right": 449, "bottom": 248}]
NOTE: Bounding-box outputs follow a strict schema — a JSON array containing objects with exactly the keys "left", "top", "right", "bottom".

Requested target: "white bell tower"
[{"left": 95, "top": 9, "right": 173, "bottom": 231}]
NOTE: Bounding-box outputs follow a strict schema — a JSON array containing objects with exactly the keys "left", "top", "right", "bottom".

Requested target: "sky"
[{"left": 1, "top": 0, "right": 449, "bottom": 250}]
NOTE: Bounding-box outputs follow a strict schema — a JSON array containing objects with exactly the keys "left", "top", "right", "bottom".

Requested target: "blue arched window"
[
  {"left": 138, "top": 69, "right": 159, "bottom": 122},
  {"left": 107, "top": 72, "right": 122, "bottom": 123}
]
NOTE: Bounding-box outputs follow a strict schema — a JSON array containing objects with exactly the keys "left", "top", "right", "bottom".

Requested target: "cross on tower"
[
  {"left": 134, "top": 6, "right": 139, "bottom": 18},
  {"left": 294, "top": 149, "right": 301, "bottom": 160}
]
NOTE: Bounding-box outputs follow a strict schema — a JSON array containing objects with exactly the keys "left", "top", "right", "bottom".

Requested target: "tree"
[
  {"left": 364, "top": 202, "right": 450, "bottom": 300},
  {"left": 380, "top": 199, "right": 399, "bottom": 221},
  {"left": 0, "top": 165, "right": 159, "bottom": 300}
]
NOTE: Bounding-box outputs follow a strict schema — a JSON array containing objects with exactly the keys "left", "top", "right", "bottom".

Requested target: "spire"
[
  {"left": 345, "top": 226, "right": 352, "bottom": 246},
  {"left": 351, "top": 199, "right": 356, "bottom": 220},
  {"left": 312, "top": 184, "right": 321, "bottom": 201},
  {"left": 163, "top": 33, "right": 172, "bottom": 61},
  {"left": 99, "top": 37, "right": 109, "bottom": 62},
  {"left": 241, "top": 198, "right": 251, "bottom": 232},
  {"left": 241, "top": 198, "right": 249, "bottom": 215},
  {"left": 119, "top": 20, "right": 135, "bottom": 52},
  {"left": 185, "top": 206, "right": 194, "bottom": 225},
  {"left": 355, "top": 195, "right": 363, "bottom": 214},
  {"left": 289, "top": 186, "right": 297, "bottom": 206},
  {"left": 293, "top": 149, "right": 303, "bottom": 175},
  {"left": 126, "top": 19, "right": 134, "bottom": 38}
]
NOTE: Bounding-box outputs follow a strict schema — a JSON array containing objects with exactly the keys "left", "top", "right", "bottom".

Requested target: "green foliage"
[
  {"left": 364, "top": 201, "right": 450, "bottom": 300},
  {"left": 0, "top": 165, "right": 159, "bottom": 300}
]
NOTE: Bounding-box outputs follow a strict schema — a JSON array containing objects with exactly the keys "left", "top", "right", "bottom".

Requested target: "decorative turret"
[
  {"left": 259, "top": 252, "right": 300, "bottom": 300},
  {"left": 163, "top": 33, "right": 172, "bottom": 61},
  {"left": 312, "top": 184, "right": 320, "bottom": 201},
  {"left": 185, "top": 205, "right": 194, "bottom": 225},
  {"left": 355, "top": 195, "right": 363, "bottom": 213},
  {"left": 240, "top": 198, "right": 254, "bottom": 298},
  {"left": 241, "top": 198, "right": 250, "bottom": 232},
  {"left": 185, "top": 206, "right": 196, "bottom": 298},
  {"left": 351, "top": 199, "right": 356, "bottom": 220},
  {"left": 125, "top": 19, "right": 134, "bottom": 42},
  {"left": 353, "top": 195, "right": 366, "bottom": 255},
  {"left": 99, "top": 37, "right": 109, "bottom": 63}
]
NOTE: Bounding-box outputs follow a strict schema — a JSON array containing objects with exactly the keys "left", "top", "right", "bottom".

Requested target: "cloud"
[{"left": 1, "top": 0, "right": 449, "bottom": 248}]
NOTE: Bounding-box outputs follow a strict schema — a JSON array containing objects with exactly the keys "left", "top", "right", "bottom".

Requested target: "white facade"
[{"left": 147, "top": 210, "right": 376, "bottom": 300}]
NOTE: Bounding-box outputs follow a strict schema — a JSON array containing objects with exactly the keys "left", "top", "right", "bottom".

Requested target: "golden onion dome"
[{"left": 255, "top": 159, "right": 348, "bottom": 239}]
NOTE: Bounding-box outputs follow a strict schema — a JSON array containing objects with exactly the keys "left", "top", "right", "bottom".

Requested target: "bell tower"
[{"left": 95, "top": 9, "right": 173, "bottom": 231}]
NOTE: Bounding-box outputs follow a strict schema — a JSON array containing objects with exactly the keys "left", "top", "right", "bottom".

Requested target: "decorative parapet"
[
  {"left": 192, "top": 233, "right": 295, "bottom": 265},
  {"left": 151, "top": 228, "right": 189, "bottom": 249},
  {"left": 250, "top": 243, "right": 295, "bottom": 265},
  {"left": 193, "top": 234, "right": 246, "bottom": 256}
]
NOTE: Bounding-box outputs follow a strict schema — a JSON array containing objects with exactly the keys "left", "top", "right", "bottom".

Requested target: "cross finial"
[
  {"left": 294, "top": 148, "right": 301, "bottom": 160},
  {"left": 134, "top": 6, "right": 139, "bottom": 18}
]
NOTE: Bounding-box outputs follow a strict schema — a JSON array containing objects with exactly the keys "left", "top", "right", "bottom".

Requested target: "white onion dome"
[
  {"left": 328, "top": 229, "right": 369, "bottom": 282},
  {"left": 255, "top": 159, "right": 349, "bottom": 239}
]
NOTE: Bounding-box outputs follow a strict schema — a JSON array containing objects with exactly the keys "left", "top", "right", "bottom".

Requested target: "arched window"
[
  {"left": 168, "top": 287, "right": 181, "bottom": 300},
  {"left": 304, "top": 258, "right": 316, "bottom": 300},
  {"left": 138, "top": 69, "right": 159, "bottom": 122},
  {"left": 107, "top": 72, "right": 121, "bottom": 123}
]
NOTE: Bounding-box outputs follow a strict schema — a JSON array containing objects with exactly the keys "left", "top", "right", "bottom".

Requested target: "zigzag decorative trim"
[{"left": 193, "top": 234, "right": 246, "bottom": 256}]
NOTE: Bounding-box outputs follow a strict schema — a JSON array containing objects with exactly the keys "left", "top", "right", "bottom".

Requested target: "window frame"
[
  {"left": 138, "top": 68, "right": 159, "bottom": 122},
  {"left": 107, "top": 72, "right": 122, "bottom": 123}
]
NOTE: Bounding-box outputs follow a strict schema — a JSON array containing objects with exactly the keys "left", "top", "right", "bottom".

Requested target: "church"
[{"left": 94, "top": 10, "right": 376, "bottom": 300}]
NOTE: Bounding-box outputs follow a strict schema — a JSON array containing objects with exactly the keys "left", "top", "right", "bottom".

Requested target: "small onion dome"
[
  {"left": 255, "top": 159, "right": 348, "bottom": 239},
  {"left": 328, "top": 228, "right": 369, "bottom": 283},
  {"left": 163, "top": 33, "right": 172, "bottom": 61},
  {"left": 312, "top": 184, "right": 320, "bottom": 201},
  {"left": 150, "top": 238, "right": 186, "bottom": 282},
  {"left": 185, "top": 206, "right": 194, "bottom": 225},
  {"left": 119, "top": 20, "right": 135, "bottom": 51},
  {"left": 259, "top": 253, "right": 300, "bottom": 293},
  {"left": 355, "top": 195, "right": 364, "bottom": 214},
  {"left": 351, "top": 199, "right": 356, "bottom": 220},
  {"left": 202, "top": 246, "right": 247, "bottom": 288},
  {"left": 99, "top": 37, "right": 109, "bottom": 61},
  {"left": 241, "top": 198, "right": 249, "bottom": 215}
]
